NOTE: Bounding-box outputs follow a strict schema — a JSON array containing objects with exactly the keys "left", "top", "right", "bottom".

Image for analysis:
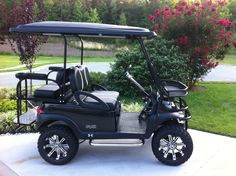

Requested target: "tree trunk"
[{"left": 29, "top": 66, "right": 33, "bottom": 96}]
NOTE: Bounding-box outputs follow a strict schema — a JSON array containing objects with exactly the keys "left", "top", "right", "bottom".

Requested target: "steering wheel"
[{"left": 118, "top": 64, "right": 132, "bottom": 79}]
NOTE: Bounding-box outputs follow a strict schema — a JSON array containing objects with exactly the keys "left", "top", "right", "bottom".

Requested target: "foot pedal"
[
  {"left": 14, "top": 108, "right": 37, "bottom": 125},
  {"left": 89, "top": 139, "right": 144, "bottom": 147}
]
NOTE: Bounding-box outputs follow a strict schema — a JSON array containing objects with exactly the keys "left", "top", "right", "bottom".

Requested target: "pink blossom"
[
  {"left": 216, "top": 19, "right": 234, "bottom": 28},
  {"left": 155, "top": 9, "right": 161, "bottom": 17},
  {"left": 233, "top": 41, "right": 236, "bottom": 48},
  {"left": 164, "top": 5, "right": 170, "bottom": 11},
  {"left": 211, "top": 6, "right": 216, "bottom": 12},
  {"left": 175, "top": 5, "right": 183, "bottom": 11},
  {"left": 162, "top": 24, "right": 168, "bottom": 32},
  {"left": 148, "top": 15, "right": 155, "bottom": 22},
  {"left": 175, "top": 35, "right": 189, "bottom": 45},
  {"left": 190, "top": 6, "right": 196, "bottom": 13},
  {"left": 202, "top": 0, "right": 212, "bottom": 8},
  {"left": 175, "top": 9, "right": 182, "bottom": 16},
  {"left": 185, "top": 11, "right": 192, "bottom": 16},
  {"left": 200, "top": 49, "right": 210, "bottom": 55},
  {"left": 201, "top": 58, "right": 210, "bottom": 64},
  {"left": 217, "top": 0, "right": 227, "bottom": 6},
  {"left": 154, "top": 24, "right": 159, "bottom": 32},
  {"left": 181, "top": 1, "right": 187, "bottom": 7}
]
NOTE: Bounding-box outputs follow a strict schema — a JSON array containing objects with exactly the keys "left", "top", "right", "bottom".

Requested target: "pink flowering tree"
[{"left": 149, "top": 0, "right": 236, "bottom": 88}]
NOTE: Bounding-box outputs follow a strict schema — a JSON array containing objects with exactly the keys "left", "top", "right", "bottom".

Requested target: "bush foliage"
[
  {"left": 0, "top": 88, "right": 17, "bottom": 134},
  {"left": 106, "top": 37, "right": 189, "bottom": 96},
  {"left": 90, "top": 72, "right": 107, "bottom": 85},
  {"left": 0, "top": 111, "right": 17, "bottom": 134},
  {"left": 0, "top": 99, "right": 16, "bottom": 113},
  {"left": 149, "top": 0, "right": 236, "bottom": 87}
]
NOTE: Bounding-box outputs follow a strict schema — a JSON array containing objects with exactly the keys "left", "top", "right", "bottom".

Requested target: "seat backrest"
[
  {"left": 77, "top": 65, "right": 90, "bottom": 88},
  {"left": 68, "top": 66, "right": 84, "bottom": 92},
  {"left": 55, "top": 68, "right": 70, "bottom": 85}
]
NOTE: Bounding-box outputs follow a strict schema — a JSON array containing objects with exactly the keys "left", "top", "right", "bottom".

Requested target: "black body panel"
[
  {"left": 41, "top": 104, "right": 117, "bottom": 132},
  {"left": 36, "top": 110, "right": 151, "bottom": 139}
]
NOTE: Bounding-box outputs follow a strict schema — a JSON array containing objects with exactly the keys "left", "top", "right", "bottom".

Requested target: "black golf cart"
[{"left": 10, "top": 21, "right": 193, "bottom": 166}]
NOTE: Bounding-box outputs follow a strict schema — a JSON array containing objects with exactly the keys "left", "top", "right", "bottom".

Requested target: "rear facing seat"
[
  {"left": 34, "top": 68, "right": 71, "bottom": 100},
  {"left": 77, "top": 65, "right": 119, "bottom": 100},
  {"left": 34, "top": 84, "right": 61, "bottom": 99}
]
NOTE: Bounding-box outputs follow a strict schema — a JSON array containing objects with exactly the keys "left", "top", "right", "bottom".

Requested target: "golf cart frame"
[{"left": 11, "top": 21, "right": 193, "bottom": 166}]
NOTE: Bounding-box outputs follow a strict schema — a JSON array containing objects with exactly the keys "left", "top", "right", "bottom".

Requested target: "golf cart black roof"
[{"left": 10, "top": 21, "right": 156, "bottom": 38}]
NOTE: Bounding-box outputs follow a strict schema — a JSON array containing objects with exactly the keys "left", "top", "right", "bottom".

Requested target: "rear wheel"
[
  {"left": 38, "top": 126, "right": 78, "bottom": 165},
  {"left": 152, "top": 124, "right": 193, "bottom": 166}
]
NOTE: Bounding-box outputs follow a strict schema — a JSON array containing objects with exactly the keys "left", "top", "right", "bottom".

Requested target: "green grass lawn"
[
  {"left": 0, "top": 54, "right": 115, "bottom": 71},
  {"left": 220, "top": 54, "right": 236, "bottom": 65},
  {"left": 122, "top": 82, "right": 236, "bottom": 137},
  {"left": 186, "top": 82, "right": 236, "bottom": 137}
]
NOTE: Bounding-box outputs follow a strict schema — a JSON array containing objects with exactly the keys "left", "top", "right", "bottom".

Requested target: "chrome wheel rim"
[
  {"left": 43, "top": 135, "right": 70, "bottom": 160},
  {"left": 159, "top": 135, "right": 186, "bottom": 161}
]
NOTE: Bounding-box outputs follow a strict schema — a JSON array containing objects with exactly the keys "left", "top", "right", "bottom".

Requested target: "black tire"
[
  {"left": 38, "top": 126, "right": 78, "bottom": 165},
  {"left": 152, "top": 124, "right": 193, "bottom": 166}
]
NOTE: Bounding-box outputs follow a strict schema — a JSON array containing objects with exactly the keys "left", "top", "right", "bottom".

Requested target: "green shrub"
[
  {"left": 90, "top": 72, "right": 107, "bottom": 85},
  {"left": 0, "top": 88, "right": 8, "bottom": 99},
  {"left": 0, "top": 99, "right": 17, "bottom": 112},
  {"left": 0, "top": 88, "right": 16, "bottom": 100},
  {"left": 106, "top": 36, "right": 189, "bottom": 96},
  {"left": 0, "top": 111, "right": 17, "bottom": 134}
]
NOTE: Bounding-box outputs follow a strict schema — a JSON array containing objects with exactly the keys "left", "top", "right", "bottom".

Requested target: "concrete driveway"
[{"left": 0, "top": 130, "right": 235, "bottom": 176}]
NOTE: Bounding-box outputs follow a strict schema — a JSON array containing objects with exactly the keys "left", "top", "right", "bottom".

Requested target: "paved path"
[
  {"left": 203, "top": 65, "right": 236, "bottom": 82},
  {"left": 0, "top": 63, "right": 236, "bottom": 88},
  {"left": 0, "top": 65, "right": 26, "bottom": 71},
  {"left": 0, "top": 161, "right": 18, "bottom": 176},
  {"left": 0, "top": 130, "right": 235, "bottom": 176}
]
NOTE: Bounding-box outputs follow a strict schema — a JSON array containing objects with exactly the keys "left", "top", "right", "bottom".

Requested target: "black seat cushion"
[
  {"left": 84, "top": 96, "right": 118, "bottom": 110},
  {"left": 69, "top": 66, "right": 120, "bottom": 111},
  {"left": 91, "top": 91, "right": 119, "bottom": 100},
  {"left": 34, "top": 84, "right": 60, "bottom": 99},
  {"left": 77, "top": 65, "right": 120, "bottom": 100}
]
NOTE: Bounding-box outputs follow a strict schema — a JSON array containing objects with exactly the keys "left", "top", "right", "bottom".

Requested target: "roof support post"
[
  {"left": 137, "top": 38, "right": 160, "bottom": 90},
  {"left": 62, "top": 35, "right": 67, "bottom": 102},
  {"left": 77, "top": 36, "right": 84, "bottom": 65}
]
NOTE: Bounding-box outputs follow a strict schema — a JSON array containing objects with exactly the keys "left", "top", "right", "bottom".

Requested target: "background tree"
[
  {"left": 118, "top": 12, "right": 127, "bottom": 25},
  {"left": 0, "top": 0, "right": 47, "bottom": 93},
  {"left": 0, "top": 0, "right": 7, "bottom": 44},
  {"left": 149, "top": 0, "right": 235, "bottom": 88},
  {"left": 97, "top": 0, "right": 117, "bottom": 24},
  {"left": 6, "top": 0, "right": 47, "bottom": 72},
  {"left": 82, "top": 8, "right": 101, "bottom": 23},
  {"left": 47, "top": 0, "right": 82, "bottom": 21}
]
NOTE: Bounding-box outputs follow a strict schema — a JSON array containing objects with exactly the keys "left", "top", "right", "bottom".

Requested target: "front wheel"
[
  {"left": 152, "top": 124, "right": 193, "bottom": 166},
  {"left": 38, "top": 126, "right": 79, "bottom": 165}
]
